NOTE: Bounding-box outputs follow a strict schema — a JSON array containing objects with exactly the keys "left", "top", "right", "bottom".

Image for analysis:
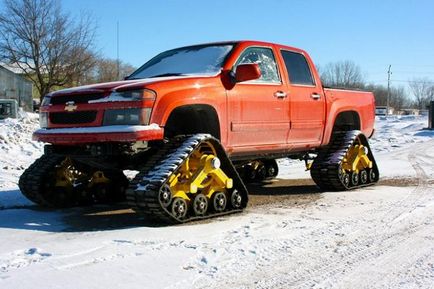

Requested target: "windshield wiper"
[{"left": 148, "top": 73, "right": 187, "bottom": 78}]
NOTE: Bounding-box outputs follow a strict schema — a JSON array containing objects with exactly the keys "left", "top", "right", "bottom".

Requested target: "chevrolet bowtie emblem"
[{"left": 64, "top": 101, "right": 77, "bottom": 112}]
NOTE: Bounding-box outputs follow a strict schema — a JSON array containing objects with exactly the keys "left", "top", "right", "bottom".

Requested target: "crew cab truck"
[{"left": 20, "top": 41, "right": 379, "bottom": 223}]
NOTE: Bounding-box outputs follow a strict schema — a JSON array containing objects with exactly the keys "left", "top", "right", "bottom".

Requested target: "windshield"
[{"left": 128, "top": 44, "right": 235, "bottom": 79}]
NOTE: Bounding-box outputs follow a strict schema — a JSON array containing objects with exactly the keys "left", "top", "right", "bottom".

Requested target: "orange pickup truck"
[{"left": 20, "top": 41, "right": 379, "bottom": 223}]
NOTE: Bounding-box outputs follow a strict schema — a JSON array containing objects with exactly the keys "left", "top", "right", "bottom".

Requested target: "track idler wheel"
[
  {"left": 159, "top": 184, "right": 173, "bottom": 207},
  {"left": 360, "top": 170, "right": 368, "bottom": 184},
  {"left": 369, "top": 169, "right": 377, "bottom": 183},
  {"left": 230, "top": 189, "right": 243, "bottom": 209},
  {"left": 340, "top": 170, "right": 350, "bottom": 188},
  {"left": 212, "top": 192, "right": 227, "bottom": 212},
  {"left": 171, "top": 198, "right": 188, "bottom": 220},
  {"left": 351, "top": 172, "right": 359, "bottom": 186},
  {"left": 192, "top": 193, "right": 208, "bottom": 216}
]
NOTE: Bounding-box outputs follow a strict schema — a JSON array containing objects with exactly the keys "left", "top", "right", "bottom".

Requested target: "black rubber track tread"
[
  {"left": 19, "top": 154, "right": 129, "bottom": 207},
  {"left": 126, "top": 134, "right": 249, "bottom": 224},
  {"left": 310, "top": 130, "right": 380, "bottom": 191},
  {"left": 18, "top": 154, "right": 64, "bottom": 206}
]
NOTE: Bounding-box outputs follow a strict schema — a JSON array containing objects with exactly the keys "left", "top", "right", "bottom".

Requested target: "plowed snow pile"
[
  {"left": 0, "top": 113, "right": 43, "bottom": 208},
  {"left": 0, "top": 113, "right": 43, "bottom": 187},
  {"left": 0, "top": 114, "right": 433, "bottom": 289}
]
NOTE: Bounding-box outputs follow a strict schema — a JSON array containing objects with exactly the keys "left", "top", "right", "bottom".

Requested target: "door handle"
[
  {"left": 311, "top": 93, "right": 321, "bottom": 100},
  {"left": 274, "top": 91, "right": 287, "bottom": 99}
]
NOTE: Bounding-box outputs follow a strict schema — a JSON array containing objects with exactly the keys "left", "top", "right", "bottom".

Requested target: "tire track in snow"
[
  {"left": 335, "top": 223, "right": 434, "bottom": 289},
  {"left": 255, "top": 141, "right": 434, "bottom": 288},
  {"left": 51, "top": 238, "right": 200, "bottom": 271},
  {"left": 354, "top": 141, "right": 433, "bottom": 224},
  {"left": 186, "top": 141, "right": 434, "bottom": 289}
]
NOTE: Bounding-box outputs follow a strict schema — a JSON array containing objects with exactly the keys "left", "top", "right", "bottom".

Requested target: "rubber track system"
[
  {"left": 19, "top": 154, "right": 128, "bottom": 207},
  {"left": 126, "top": 134, "right": 249, "bottom": 224},
  {"left": 310, "top": 130, "right": 379, "bottom": 191},
  {"left": 18, "top": 154, "right": 65, "bottom": 206}
]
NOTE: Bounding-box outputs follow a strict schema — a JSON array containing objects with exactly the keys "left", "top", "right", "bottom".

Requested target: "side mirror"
[{"left": 235, "top": 63, "right": 261, "bottom": 83}]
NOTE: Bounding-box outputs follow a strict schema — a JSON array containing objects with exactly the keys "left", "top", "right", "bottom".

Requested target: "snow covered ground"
[{"left": 0, "top": 114, "right": 433, "bottom": 288}]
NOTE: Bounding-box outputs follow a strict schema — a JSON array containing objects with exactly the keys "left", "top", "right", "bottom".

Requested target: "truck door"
[
  {"left": 227, "top": 46, "right": 290, "bottom": 147},
  {"left": 280, "top": 50, "right": 325, "bottom": 147}
]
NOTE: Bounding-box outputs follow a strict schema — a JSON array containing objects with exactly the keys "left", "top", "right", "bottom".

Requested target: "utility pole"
[
  {"left": 116, "top": 21, "right": 120, "bottom": 80},
  {"left": 387, "top": 65, "right": 392, "bottom": 115}
]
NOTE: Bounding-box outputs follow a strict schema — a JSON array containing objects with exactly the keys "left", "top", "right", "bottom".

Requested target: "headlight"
[
  {"left": 39, "top": 112, "right": 48, "bottom": 128},
  {"left": 110, "top": 89, "right": 156, "bottom": 101},
  {"left": 103, "top": 108, "right": 152, "bottom": 126},
  {"left": 41, "top": 96, "right": 51, "bottom": 106}
]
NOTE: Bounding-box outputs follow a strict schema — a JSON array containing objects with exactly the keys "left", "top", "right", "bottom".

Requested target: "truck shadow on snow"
[
  {"left": 0, "top": 203, "right": 170, "bottom": 233},
  {"left": 247, "top": 178, "right": 321, "bottom": 195},
  {"left": 0, "top": 179, "right": 322, "bottom": 233},
  {"left": 246, "top": 179, "right": 323, "bottom": 207}
]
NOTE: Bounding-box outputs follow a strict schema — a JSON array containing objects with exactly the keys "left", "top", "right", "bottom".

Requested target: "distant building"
[
  {"left": 397, "top": 108, "right": 426, "bottom": 116},
  {"left": 0, "top": 64, "right": 33, "bottom": 111}
]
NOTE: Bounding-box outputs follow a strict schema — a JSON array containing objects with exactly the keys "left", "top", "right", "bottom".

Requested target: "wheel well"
[
  {"left": 333, "top": 111, "right": 361, "bottom": 132},
  {"left": 164, "top": 105, "right": 221, "bottom": 139}
]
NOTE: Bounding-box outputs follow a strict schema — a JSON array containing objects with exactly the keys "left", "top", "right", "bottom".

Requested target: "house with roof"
[{"left": 0, "top": 64, "right": 33, "bottom": 111}]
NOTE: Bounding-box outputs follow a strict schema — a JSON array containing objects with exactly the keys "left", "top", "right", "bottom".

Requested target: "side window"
[
  {"left": 281, "top": 50, "right": 315, "bottom": 86},
  {"left": 236, "top": 47, "right": 280, "bottom": 83}
]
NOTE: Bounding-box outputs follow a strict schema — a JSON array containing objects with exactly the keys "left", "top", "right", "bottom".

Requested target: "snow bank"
[
  {"left": 370, "top": 115, "right": 433, "bottom": 153},
  {"left": 0, "top": 113, "right": 43, "bottom": 192}
]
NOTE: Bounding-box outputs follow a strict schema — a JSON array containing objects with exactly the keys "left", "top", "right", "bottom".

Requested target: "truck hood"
[{"left": 48, "top": 75, "right": 214, "bottom": 97}]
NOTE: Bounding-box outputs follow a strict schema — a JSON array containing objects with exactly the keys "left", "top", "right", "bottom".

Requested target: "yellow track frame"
[
  {"left": 54, "top": 157, "right": 109, "bottom": 188},
  {"left": 341, "top": 142, "right": 373, "bottom": 173},
  {"left": 166, "top": 142, "right": 233, "bottom": 201}
]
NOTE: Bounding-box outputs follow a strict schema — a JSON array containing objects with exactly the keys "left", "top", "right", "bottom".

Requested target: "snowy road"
[{"left": 1, "top": 115, "right": 434, "bottom": 289}]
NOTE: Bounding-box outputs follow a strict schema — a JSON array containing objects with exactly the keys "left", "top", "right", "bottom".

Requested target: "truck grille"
[
  {"left": 50, "top": 111, "right": 97, "bottom": 124},
  {"left": 51, "top": 94, "right": 106, "bottom": 105}
]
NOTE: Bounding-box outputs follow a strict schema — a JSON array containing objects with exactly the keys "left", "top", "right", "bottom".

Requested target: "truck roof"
[{"left": 172, "top": 40, "right": 308, "bottom": 55}]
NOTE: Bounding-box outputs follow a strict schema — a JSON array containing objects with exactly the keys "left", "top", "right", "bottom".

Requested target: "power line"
[
  {"left": 390, "top": 64, "right": 434, "bottom": 68},
  {"left": 392, "top": 79, "right": 434, "bottom": 84},
  {"left": 391, "top": 71, "right": 434, "bottom": 74},
  {"left": 369, "top": 79, "right": 434, "bottom": 84}
]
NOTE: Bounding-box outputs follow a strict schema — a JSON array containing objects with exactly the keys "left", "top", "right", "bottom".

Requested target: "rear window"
[{"left": 281, "top": 50, "right": 315, "bottom": 86}]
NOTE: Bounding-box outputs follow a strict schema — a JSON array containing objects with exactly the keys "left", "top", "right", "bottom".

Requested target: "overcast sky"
[{"left": 62, "top": 0, "right": 434, "bottom": 88}]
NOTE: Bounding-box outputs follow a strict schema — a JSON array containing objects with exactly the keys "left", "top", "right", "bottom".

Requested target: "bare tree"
[
  {"left": 389, "top": 86, "right": 409, "bottom": 111},
  {"left": 365, "top": 84, "right": 410, "bottom": 110},
  {"left": 0, "top": 0, "right": 96, "bottom": 100},
  {"left": 74, "top": 57, "right": 136, "bottom": 85},
  {"left": 409, "top": 77, "right": 434, "bottom": 109},
  {"left": 319, "top": 60, "right": 365, "bottom": 89},
  {"left": 93, "top": 58, "right": 136, "bottom": 83}
]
